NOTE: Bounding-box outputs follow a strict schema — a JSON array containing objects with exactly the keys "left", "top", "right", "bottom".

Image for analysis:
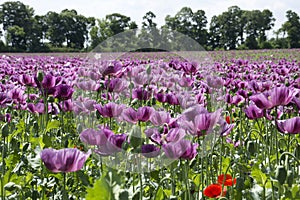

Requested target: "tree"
[
  {"left": 0, "top": 1, "right": 34, "bottom": 50},
  {"left": 45, "top": 11, "right": 65, "bottom": 47},
  {"left": 281, "top": 10, "right": 300, "bottom": 48},
  {"left": 164, "top": 7, "right": 208, "bottom": 47},
  {"left": 90, "top": 13, "right": 136, "bottom": 50}
]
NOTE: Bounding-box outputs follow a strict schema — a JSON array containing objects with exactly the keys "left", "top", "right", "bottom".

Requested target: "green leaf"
[
  {"left": 221, "top": 157, "right": 231, "bottom": 173},
  {"left": 42, "top": 134, "right": 52, "bottom": 148},
  {"left": 251, "top": 164, "right": 271, "bottom": 188},
  {"left": 76, "top": 171, "right": 91, "bottom": 186},
  {"left": 46, "top": 120, "right": 60, "bottom": 132},
  {"left": 86, "top": 175, "right": 111, "bottom": 200},
  {"left": 155, "top": 187, "right": 164, "bottom": 200},
  {"left": 292, "top": 184, "right": 300, "bottom": 199},
  {"left": 193, "top": 174, "right": 201, "bottom": 188}
]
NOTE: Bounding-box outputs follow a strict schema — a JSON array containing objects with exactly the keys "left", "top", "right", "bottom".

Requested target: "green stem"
[
  {"left": 1, "top": 135, "right": 5, "bottom": 200},
  {"left": 185, "top": 160, "right": 191, "bottom": 200}
]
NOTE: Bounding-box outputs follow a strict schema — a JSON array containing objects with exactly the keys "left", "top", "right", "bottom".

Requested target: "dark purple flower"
[
  {"left": 94, "top": 102, "right": 124, "bottom": 118},
  {"left": 80, "top": 128, "right": 113, "bottom": 146},
  {"left": 54, "top": 84, "right": 74, "bottom": 100},
  {"left": 19, "top": 74, "right": 35, "bottom": 86},
  {"left": 166, "top": 93, "right": 179, "bottom": 105},
  {"left": 162, "top": 139, "right": 198, "bottom": 160},
  {"left": 137, "top": 106, "right": 154, "bottom": 122},
  {"left": 61, "top": 99, "right": 73, "bottom": 112},
  {"left": 141, "top": 144, "right": 161, "bottom": 158},
  {"left": 276, "top": 117, "right": 300, "bottom": 134},
  {"left": 40, "top": 148, "right": 91, "bottom": 173},
  {"left": 244, "top": 104, "right": 264, "bottom": 120},
  {"left": 102, "top": 61, "right": 122, "bottom": 77},
  {"left": 41, "top": 74, "right": 56, "bottom": 89},
  {"left": 132, "top": 88, "right": 151, "bottom": 101}
]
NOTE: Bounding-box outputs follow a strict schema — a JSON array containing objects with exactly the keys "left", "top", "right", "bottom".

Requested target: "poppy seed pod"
[
  {"left": 247, "top": 141, "right": 256, "bottom": 156},
  {"left": 37, "top": 70, "right": 44, "bottom": 82},
  {"left": 286, "top": 170, "right": 294, "bottom": 187},
  {"left": 275, "top": 165, "right": 287, "bottom": 185}
]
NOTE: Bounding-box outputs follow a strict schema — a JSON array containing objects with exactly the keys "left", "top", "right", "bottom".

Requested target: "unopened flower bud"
[{"left": 275, "top": 165, "right": 287, "bottom": 185}]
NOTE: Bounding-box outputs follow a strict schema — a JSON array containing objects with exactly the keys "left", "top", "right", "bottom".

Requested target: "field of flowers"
[{"left": 0, "top": 49, "right": 300, "bottom": 200}]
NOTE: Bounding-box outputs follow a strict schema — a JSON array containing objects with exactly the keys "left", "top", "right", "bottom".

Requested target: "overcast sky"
[{"left": 6, "top": 0, "right": 300, "bottom": 38}]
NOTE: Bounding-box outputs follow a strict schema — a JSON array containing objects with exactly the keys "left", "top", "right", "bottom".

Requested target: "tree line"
[{"left": 0, "top": 1, "right": 299, "bottom": 52}]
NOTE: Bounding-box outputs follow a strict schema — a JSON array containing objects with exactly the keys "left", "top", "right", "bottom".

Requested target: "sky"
[{"left": 5, "top": 0, "right": 300, "bottom": 38}]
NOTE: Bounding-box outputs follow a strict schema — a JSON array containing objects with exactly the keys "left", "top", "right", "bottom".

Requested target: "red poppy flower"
[
  {"left": 218, "top": 174, "right": 237, "bottom": 186},
  {"left": 225, "top": 116, "right": 234, "bottom": 124},
  {"left": 203, "top": 184, "right": 226, "bottom": 198}
]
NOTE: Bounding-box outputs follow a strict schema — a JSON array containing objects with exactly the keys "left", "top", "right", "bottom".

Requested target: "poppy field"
[{"left": 0, "top": 49, "right": 300, "bottom": 200}]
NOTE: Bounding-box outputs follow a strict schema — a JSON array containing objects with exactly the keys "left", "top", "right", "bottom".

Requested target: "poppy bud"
[
  {"left": 37, "top": 70, "right": 44, "bottom": 82},
  {"left": 236, "top": 177, "right": 244, "bottom": 191},
  {"left": 247, "top": 141, "right": 256, "bottom": 156},
  {"left": 146, "top": 65, "right": 151, "bottom": 75},
  {"left": 275, "top": 165, "right": 287, "bottom": 185},
  {"left": 2, "top": 123, "right": 9, "bottom": 137},
  {"left": 286, "top": 170, "right": 294, "bottom": 187},
  {"left": 129, "top": 125, "right": 143, "bottom": 148}
]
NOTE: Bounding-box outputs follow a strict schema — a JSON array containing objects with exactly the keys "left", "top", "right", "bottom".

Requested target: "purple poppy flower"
[
  {"left": 61, "top": 99, "right": 73, "bottom": 112},
  {"left": 80, "top": 127, "right": 113, "bottom": 146},
  {"left": 145, "top": 128, "right": 162, "bottom": 145},
  {"left": 102, "top": 61, "right": 122, "bottom": 77},
  {"left": 76, "top": 80, "right": 101, "bottom": 91},
  {"left": 40, "top": 148, "right": 91, "bottom": 173},
  {"left": 244, "top": 104, "right": 264, "bottom": 120},
  {"left": 150, "top": 110, "right": 171, "bottom": 126},
  {"left": 121, "top": 107, "right": 139, "bottom": 123},
  {"left": 94, "top": 102, "right": 125, "bottom": 118},
  {"left": 166, "top": 93, "right": 179, "bottom": 105},
  {"left": 270, "top": 86, "right": 297, "bottom": 107},
  {"left": 0, "top": 113, "right": 11, "bottom": 123},
  {"left": 0, "top": 92, "right": 10, "bottom": 107},
  {"left": 141, "top": 144, "right": 161, "bottom": 158},
  {"left": 19, "top": 74, "right": 35, "bottom": 86},
  {"left": 137, "top": 106, "right": 154, "bottom": 122},
  {"left": 250, "top": 92, "right": 273, "bottom": 109},
  {"left": 95, "top": 133, "right": 127, "bottom": 156},
  {"left": 162, "top": 139, "right": 198, "bottom": 160},
  {"left": 218, "top": 118, "right": 235, "bottom": 136},
  {"left": 182, "top": 108, "right": 222, "bottom": 136},
  {"left": 276, "top": 117, "right": 300, "bottom": 134},
  {"left": 54, "top": 84, "right": 74, "bottom": 100},
  {"left": 132, "top": 88, "right": 151, "bottom": 101},
  {"left": 27, "top": 102, "right": 46, "bottom": 114},
  {"left": 155, "top": 92, "right": 166, "bottom": 103},
  {"left": 106, "top": 78, "right": 127, "bottom": 93},
  {"left": 232, "top": 94, "right": 245, "bottom": 106},
  {"left": 41, "top": 74, "right": 56, "bottom": 89}
]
